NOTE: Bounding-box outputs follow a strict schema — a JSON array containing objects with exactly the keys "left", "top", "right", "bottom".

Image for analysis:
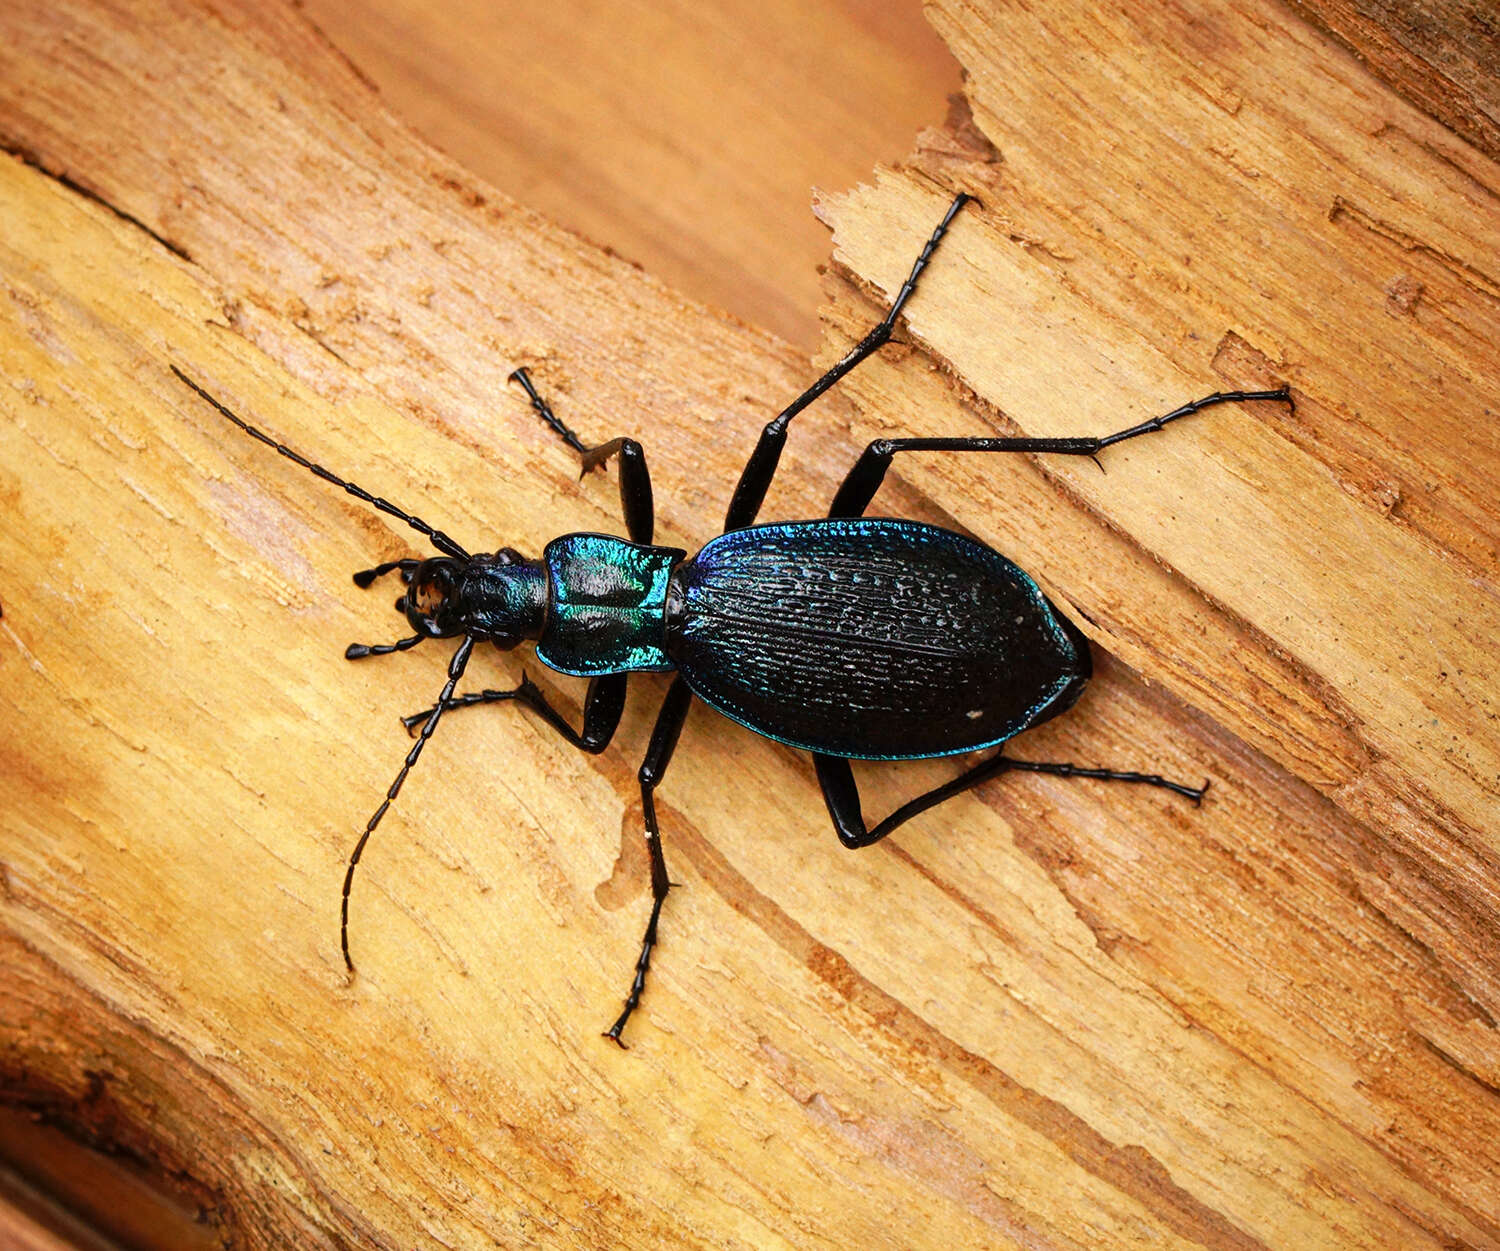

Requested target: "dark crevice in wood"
[{"left": 0, "top": 139, "right": 194, "bottom": 265}]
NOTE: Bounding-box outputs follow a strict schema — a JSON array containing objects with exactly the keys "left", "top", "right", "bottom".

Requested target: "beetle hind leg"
[
  {"left": 815, "top": 751, "right": 1013, "bottom": 848},
  {"left": 1003, "top": 757, "right": 1209, "bottom": 802},
  {"left": 814, "top": 749, "right": 1208, "bottom": 849}
]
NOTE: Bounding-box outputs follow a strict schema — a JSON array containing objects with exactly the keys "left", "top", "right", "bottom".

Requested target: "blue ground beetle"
[{"left": 173, "top": 193, "right": 1290, "bottom": 1043}]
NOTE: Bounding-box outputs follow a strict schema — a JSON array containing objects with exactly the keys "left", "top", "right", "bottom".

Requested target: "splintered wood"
[{"left": 0, "top": 0, "right": 1496, "bottom": 1247}]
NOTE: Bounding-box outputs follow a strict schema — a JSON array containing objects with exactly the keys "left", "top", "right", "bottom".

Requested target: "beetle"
[{"left": 173, "top": 192, "right": 1290, "bottom": 1044}]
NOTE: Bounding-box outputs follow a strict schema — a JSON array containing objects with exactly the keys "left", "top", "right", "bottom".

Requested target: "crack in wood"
[
  {"left": 0, "top": 139, "right": 193, "bottom": 265},
  {"left": 1329, "top": 195, "right": 1500, "bottom": 304}
]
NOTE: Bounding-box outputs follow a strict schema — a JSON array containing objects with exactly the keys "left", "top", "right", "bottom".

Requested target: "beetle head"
[
  {"left": 402, "top": 557, "right": 464, "bottom": 638},
  {"left": 400, "top": 548, "right": 545, "bottom": 648}
]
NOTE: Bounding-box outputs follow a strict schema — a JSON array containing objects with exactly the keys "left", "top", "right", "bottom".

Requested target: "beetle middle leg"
[
  {"left": 604, "top": 676, "right": 693, "bottom": 1046},
  {"left": 814, "top": 750, "right": 1208, "bottom": 851},
  {"left": 828, "top": 388, "right": 1293, "bottom": 517},
  {"left": 724, "top": 191, "right": 974, "bottom": 530},
  {"left": 400, "top": 672, "right": 627, "bottom": 754},
  {"left": 509, "top": 367, "right": 654, "bottom": 544}
]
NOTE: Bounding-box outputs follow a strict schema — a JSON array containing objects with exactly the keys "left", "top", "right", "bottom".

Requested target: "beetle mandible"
[{"left": 174, "top": 192, "right": 1291, "bottom": 1044}]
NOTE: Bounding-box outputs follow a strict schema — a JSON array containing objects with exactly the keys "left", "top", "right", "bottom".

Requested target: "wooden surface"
[
  {"left": 295, "top": 0, "right": 961, "bottom": 350},
  {"left": 0, "top": 1, "right": 1498, "bottom": 1250},
  {"left": 1283, "top": 0, "right": 1500, "bottom": 165}
]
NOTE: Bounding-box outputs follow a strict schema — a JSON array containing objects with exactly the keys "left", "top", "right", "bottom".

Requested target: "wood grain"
[
  {"left": 820, "top": 0, "right": 1500, "bottom": 1009},
  {"left": 0, "top": 0, "right": 1497, "bottom": 1248},
  {"left": 294, "top": 0, "right": 961, "bottom": 348},
  {"left": 1283, "top": 0, "right": 1500, "bottom": 164}
]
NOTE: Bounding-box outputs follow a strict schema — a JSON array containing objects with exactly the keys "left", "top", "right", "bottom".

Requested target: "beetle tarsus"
[
  {"left": 346, "top": 634, "right": 423, "bottom": 661},
  {"left": 605, "top": 897, "right": 663, "bottom": 1046},
  {"left": 1002, "top": 757, "right": 1213, "bottom": 804},
  {"left": 511, "top": 373, "right": 656, "bottom": 543},
  {"left": 509, "top": 366, "right": 588, "bottom": 456}
]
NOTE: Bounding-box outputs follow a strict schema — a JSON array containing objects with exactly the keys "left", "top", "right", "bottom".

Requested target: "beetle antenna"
[
  {"left": 341, "top": 634, "right": 475, "bottom": 973},
  {"left": 171, "top": 366, "right": 470, "bottom": 560}
]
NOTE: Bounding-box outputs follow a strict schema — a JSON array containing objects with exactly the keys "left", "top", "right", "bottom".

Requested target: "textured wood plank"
[
  {"left": 0, "top": 1204, "right": 79, "bottom": 1251},
  {"left": 0, "top": 1104, "right": 215, "bottom": 1251},
  {"left": 1, "top": 0, "right": 1498, "bottom": 1248},
  {"left": 816, "top": 0, "right": 1500, "bottom": 1237},
  {"left": 1283, "top": 0, "right": 1500, "bottom": 163},
  {"left": 821, "top": 0, "right": 1500, "bottom": 1007}
]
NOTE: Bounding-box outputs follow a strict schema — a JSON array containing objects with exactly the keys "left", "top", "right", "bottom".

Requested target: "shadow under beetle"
[{"left": 173, "top": 192, "right": 1291, "bottom": 1045}]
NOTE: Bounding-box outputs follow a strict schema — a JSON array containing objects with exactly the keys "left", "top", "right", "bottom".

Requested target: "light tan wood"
[
  {"left": 820, "top": 0, "right": 1500, "bottom": 1010},
  {"left": 0, "top": 2, "right": 1497, "bottom": 1250}
]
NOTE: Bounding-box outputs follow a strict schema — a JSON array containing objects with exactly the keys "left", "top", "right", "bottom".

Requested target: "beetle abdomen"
[{"left": 671, "top": 519, "right": 1089, "bottom": 760}]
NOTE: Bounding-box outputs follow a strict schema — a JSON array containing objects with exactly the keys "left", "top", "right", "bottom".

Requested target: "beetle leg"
[
  {"left": 814, "top": 750, "right": 1209, "bottom": 849},
  {"left": 829, "top": 388, "right": 1293, "bottom": 517},
  {"left": 723, "top": 192, "right": 975, "bottom": 531},
  {"left": 605, "top": 676, "right": 693, "bottom": 1047},
  {"left": 578, "top": 437, "right": 653, "bottom": 545},
  {"left": 344, "top": 633, "right": 425, "bottom": 660},
  {"left": 509, "top": 368, "right": 654, "bottom": 543},
  {"left": 1000, "top": 757, "right": 1210, "bottom": 802},
  {"left": 814, "top": 751, "right": 1014, "bottom": 849},
  {"left": 400, "top": 672, "right": 627, "bottom": 754}
]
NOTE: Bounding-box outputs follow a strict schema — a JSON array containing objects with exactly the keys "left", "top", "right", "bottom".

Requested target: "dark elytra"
[{"left": 173, "top": 192, "right": 1291, "bottom": 1044}]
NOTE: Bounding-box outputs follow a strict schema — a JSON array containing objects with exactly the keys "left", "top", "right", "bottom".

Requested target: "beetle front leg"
[
  {"left": 509, "top": 367, "right": 654, "bottom": 544},
  {"left": 605, "top": 676, "right": 693, "bottom": 1046},
  {"left": 400, "top": 672, "right": 628, "bottom": 753}
]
